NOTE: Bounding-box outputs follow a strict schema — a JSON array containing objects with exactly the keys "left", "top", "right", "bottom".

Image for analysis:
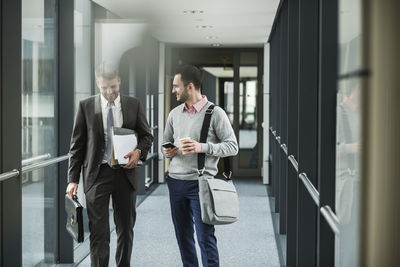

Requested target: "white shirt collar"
[{"left": 100, "top": 93, "right": 121, "bottom": 107}]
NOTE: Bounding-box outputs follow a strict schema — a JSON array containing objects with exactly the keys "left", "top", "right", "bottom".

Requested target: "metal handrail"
[
  {"left": 281, "top": 144, "right": 288, "bottom": 155},
  {"left": 145, "top": 153, "right": 158, "bottom": 161},
  {"left": 0, "top": 169, "right": 20, "bottom": 182},
  {"left": 22, "top": 153, "right": 51, "bottom": 166},
  {"left": 22, "top": 155, "right": 69, "bottom": 173},
  {"left": 149, "top": 126, "right": 158, "bottom": 131},
  {"left": 299, "top": 172, "right": 320, "bottom": 206},
  {"left": 276, "top": 136, "right": 281, "bottom": 144},
  {"left": 288, "top": 155, "right": 299, "bottom": 172},
  {"left": 320, "top": 205, "right": 340, "bottom": 235}
]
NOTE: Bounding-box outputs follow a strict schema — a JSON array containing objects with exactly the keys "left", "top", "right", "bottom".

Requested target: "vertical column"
[
  {"left": 263, "top": 43, "right": 270, "bottom": 184},
  {"left": 279, "top": 1, "right": 288, "bottom": 235},
  {"left": 58, "top": 0, "right": 75, "bottom": 262},
  {"left": 318, "top": 0, "right": 338, "bottom": 266},
  {"left": 297, "top": 0, "right": 319, "bottom": 266},
  {"left": 1, "top": 0, "right": 22, "bottom": 266},
  {"left": 361, "top": 0, "right": 400, "bottom": 265},
  {"left": 286, "top": 0, "right": 299, "bottom": 265},
  {"left": 158, "top": 42, "right": 165, "bottom": 182},
  {"left": 274, "top": 25, "right": 281, "bottom": 213}
]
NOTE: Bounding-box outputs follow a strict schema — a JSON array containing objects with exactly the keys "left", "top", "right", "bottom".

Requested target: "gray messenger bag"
[{"left": 198, "top": 105, "right": 239, "bottom": 225}]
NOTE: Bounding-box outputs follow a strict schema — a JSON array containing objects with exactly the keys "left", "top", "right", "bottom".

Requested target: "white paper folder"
[{"left": 111, "top": 127, "right": 138, "bottom": 165}]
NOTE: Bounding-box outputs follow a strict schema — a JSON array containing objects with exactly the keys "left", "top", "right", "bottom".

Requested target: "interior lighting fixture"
[
  {"left": 196, "top": 25, "right": 213, "bottom": 29},
  {"left": 211, "top": 43, "right": 221, "bottom": 47},
  {"left": 183, "top": 10, "right": 204, "bottom": 14},
  {"left": 205, "top": 36, "right": 218, "bottom": 40}
]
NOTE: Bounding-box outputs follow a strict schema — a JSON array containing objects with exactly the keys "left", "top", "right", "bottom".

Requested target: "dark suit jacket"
[{"left": 68, "top": 94, "right": 153, "bottom": 193}]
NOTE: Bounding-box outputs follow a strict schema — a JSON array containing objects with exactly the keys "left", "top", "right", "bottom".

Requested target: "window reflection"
[
  {"left": 74, "top": 0, "right": 92, "bottom": 110},
  {"left": 21, "top": 0, "right": 57, "bottom": 265},
  {"left": 339, "top": 0, "right": 362, "bottom": 74},
  {"left": 239, "top": 66, "right": 258, "bottom": 168},
  {"left": 335, "top": 78, "right": 360, "bottom": 267},
  {"left": 73, "top": 0, "right": 92, "bottom": 255}
]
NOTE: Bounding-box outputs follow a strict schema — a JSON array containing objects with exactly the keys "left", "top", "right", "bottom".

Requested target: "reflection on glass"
[
  {"left": 339, "top": 0, "right": 362, "bottom": 74},
  {"left": 22, "top": 0, "right": 57, "bottom": 265},
  {"left": 201, "top": 67, "right": 234, "bottom": 125},
  {"left": 239, "top": 66, "right": 258, "bottom": 168},
  {"left": 73, "top": 0, "right": 92, "bottom": 254},
  {"left": 74, "top": 0, "right": 92, "bottom": 111},
  {"left": 224, "top": 81, "right": 234, "bottom": 124},
  {"left": 335, "top": 78, "right": 360, "bottom": 267}
]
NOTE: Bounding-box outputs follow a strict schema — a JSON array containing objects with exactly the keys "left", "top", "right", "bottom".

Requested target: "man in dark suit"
[{"left": 66, "top": 63, "right": 153, "bottom": 267}]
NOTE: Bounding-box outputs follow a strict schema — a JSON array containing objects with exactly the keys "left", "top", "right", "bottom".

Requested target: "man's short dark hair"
[{"left": 175, "top": 65, "right": 202, "bottom": 90}]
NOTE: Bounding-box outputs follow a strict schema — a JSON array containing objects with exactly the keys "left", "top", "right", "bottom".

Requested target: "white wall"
[
  {"left": 95, "top": 22, "right": 148, "bottom": 67},
  {"left": 158, "top": 42, "right": 166, "bottom": 183}
]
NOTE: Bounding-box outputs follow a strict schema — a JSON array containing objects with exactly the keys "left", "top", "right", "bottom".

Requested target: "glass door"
[{"left": 233, "top": 51, "right": 263, "bottom": 177}]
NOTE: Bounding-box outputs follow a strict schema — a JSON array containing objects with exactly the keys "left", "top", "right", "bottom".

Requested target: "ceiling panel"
[{"left": 93, "top": 0, "right": 279, "bottom": 47}]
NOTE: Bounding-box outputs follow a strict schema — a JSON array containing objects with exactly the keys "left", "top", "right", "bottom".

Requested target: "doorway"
[{"left": 169, "top": 48, "right": 263, "bottom": 178}]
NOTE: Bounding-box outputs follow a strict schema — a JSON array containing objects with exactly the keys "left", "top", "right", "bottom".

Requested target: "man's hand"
[
  {"left": 66, "top": 182, "right": 78, "bottom": 198},
  {"left": 163, "top": 146, "right": 179, "bottom": 157},
  {"left": 181, "top": 139, "right": 202, "bottom": 155},
  {"left": 123, "top": 149, "right": 141, "bottom": 169}
]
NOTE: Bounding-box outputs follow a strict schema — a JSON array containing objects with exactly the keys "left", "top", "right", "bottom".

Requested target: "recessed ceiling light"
[
  {"left": 205, "top": 36, "right": 218, "bottom": 40},
  {"left": 183, "top": 10, "right": 204, "bottom": 14},
  {"left": 196, "top": 25, "right": 213, "bottom": 29},
  {"left": 211, "top": 43, "right": 221, "bottom": 47}
]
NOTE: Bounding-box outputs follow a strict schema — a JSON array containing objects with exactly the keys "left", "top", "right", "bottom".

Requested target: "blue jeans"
[{"left": 167, "top": 176, "right": 219, "bottom": 267}]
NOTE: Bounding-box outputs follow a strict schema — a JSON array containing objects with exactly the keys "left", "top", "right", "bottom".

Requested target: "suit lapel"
[
  {"left": 121, "top": 95, "right": 129, "bottom": 128},
  {"left": 94, "top": 94, "right": 104, "bottom": 142}
]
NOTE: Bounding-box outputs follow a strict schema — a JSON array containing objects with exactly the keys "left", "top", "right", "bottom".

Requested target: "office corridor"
[{"left": 77, "top": 179, "right": 280, "bottom": 267}]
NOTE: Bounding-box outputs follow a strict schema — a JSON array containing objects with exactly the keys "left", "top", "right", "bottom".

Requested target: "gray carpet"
[{"left": 78, "top": 178, "right": 279, "bottom": 267}]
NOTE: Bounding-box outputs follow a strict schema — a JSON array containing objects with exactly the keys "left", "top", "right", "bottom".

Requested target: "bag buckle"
[
  {"left": 206, "top": 109, "right": 214, "bottom": 115},
  {"left": 197, "top": 167, "right": 205, "bottom": 176},
  {"left": 223, "top": 171, "right": 232, "bottom": 180}
]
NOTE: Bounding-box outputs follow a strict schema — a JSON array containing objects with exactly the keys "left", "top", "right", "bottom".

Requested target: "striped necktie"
[{"left": 106, "top": 101, "right": 115, "bottom": 166}]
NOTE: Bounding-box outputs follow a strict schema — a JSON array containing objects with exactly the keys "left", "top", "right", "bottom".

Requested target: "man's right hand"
[
  {"left": 66, "top": 182, "right": 78, "bottom": 198},
  {"left": 163, "top": 146, "right": 179, "bottom": 158}
]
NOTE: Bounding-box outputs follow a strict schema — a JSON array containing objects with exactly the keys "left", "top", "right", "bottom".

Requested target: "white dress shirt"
[{"left": 101, "top": 93, "right": 123, "bottom": 162}]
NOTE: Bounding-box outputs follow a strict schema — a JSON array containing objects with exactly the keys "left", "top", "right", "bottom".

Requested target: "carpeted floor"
[{"left": 77, "top": 178, "right": 280, "bottom": 267}]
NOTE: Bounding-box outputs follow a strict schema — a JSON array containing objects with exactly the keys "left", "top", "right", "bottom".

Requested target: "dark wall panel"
[
  {"left": 279, "top": 0, "right": 289, "bottom": 235},
  {"left": 202, "top": 70, "right": 217, "bottom": 103},
  {"left": 286, "top": 0, "right": 300, "bottom": 265},
  {"left": 1, "top": 0, "right": 22, "bottom": 266},
  {"left": 318, "top": 0, "right": 338, "bottom": 266},
  {"left": 297, "top": 0, "right": 319, "bottom": 266}
]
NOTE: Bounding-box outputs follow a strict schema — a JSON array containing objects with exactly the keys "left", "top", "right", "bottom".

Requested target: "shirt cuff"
[{"left": 201, "top": 143, "right": 210, "bottom": 154}]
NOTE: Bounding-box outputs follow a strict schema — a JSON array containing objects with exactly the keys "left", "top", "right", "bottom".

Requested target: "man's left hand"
[
  {"left": 123, "top": 149, "right": 141, "bottom": 169},
  {"left": 181, "top": 139, "right": 202, "bottom": 155}
]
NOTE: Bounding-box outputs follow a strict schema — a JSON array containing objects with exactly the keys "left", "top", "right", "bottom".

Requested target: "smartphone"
[{"left": 162, "top": 142, "right": 176, "bottom": 149}]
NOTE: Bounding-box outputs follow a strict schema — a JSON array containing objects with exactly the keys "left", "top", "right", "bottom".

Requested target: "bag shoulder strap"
[{"left": 197, "top": 105, "right": 232, "bottom": 180}]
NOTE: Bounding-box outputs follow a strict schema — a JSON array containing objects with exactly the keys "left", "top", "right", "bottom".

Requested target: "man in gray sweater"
[{"left": 162, "top": 65, "right": 238, "bottom": 267}]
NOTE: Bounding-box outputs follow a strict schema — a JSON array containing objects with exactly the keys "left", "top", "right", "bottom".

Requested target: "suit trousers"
[
  {"left": 167, "top": 176, "right": 219, "bottom": 267},
  {"left": 85, "top": 164, "right": 138, "bottom": 267}
]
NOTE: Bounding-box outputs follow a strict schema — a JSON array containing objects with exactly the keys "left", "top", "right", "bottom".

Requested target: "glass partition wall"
[
  {"left": 267, "top": 0, "right": 363, "bottom": 266},
  {"left": 335, "top": 0, "right": 363, "bottom": 265},
  {"left": 21, "top": 0, "right": 58, "bottom": 265}
]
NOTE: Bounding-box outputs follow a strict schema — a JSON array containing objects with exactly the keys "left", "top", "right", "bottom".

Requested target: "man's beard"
[{"left": 178, "top": 87, "right": 190, "bottom": 103}]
